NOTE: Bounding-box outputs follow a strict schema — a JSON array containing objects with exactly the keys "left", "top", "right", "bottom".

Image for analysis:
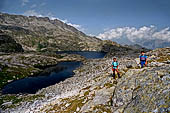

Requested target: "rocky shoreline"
[
  {"left": 1, "top": 47, "right": 169, "bottom": 113},
  {"left": 0, "top": 52, "right": 85, "bottom": 90}
]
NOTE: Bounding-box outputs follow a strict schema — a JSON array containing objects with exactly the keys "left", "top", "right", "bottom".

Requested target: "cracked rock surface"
[{"left": 1, "top": 48, "right": 170, "bottom": 113}]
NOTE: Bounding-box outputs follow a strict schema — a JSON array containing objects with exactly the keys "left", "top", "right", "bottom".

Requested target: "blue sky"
[{"left": 0, "top": 0, "right": 170, "bottom": 36}]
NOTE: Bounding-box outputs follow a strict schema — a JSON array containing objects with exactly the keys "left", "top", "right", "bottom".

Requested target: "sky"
[{"left": 0, "top": 0, "right": 170, "bottom": 43}]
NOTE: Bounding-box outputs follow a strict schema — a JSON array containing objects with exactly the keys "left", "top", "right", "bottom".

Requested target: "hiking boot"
[
  {"left": 113, "top": 73, "right": 116, "bottom": 79},
  {"left": 118, "top": 73, "right": 121, "bottom": 78}
]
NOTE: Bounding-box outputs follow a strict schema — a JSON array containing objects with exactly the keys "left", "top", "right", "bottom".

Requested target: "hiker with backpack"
[
  {"left": 140, "top": 51, "right": 147, "bottom": 68},
  {"left": 112, "top": 57, "right": 121, "bottom": 79}
]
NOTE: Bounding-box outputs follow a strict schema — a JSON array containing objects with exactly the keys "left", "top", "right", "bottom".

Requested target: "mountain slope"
[
  {"left": 112, "top": 37, "right": 170, "bottom": 50},
  {"left": 0, "top": 30, "right": 24, "bottom": 53},
  {"left": 0, "top": 12, "right": 149, "bottom": 54},
  {"left": 2, "top": 47, "right": 169, "bottom": 113},
  {"left": 0, "top": 12, "right": 102, "bottom": 52}
]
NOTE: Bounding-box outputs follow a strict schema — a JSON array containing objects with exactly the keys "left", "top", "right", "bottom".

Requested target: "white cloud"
[
  {"left": 97, "top": 25, "right": 170, "bottom": 43},
  {"left": 88, "top": 34, "right": 96, "bottom": 37},
  {"left": 22, "top": 0, "right": 29, "bottom": 6},
  {"left": 152, "top": 27, "right": 170, "bottom": 41},
  {"left": 57, "top": 19, "right": 68, "bottom": 23},
  {"left": 67, "top": 23, "right": 84, "bottom": 31},
  {"left": 23, "top": 10, "right": 43, "bottom": 17},
  {"left": 23, "top": 10, "right": 85, "bottom": 31},
  {"left": 54, "top": 18, "right": 84, "bottom": 31}
]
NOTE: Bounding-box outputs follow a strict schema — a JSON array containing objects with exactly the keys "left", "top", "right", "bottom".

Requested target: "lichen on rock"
[{"left": 0, "top": 47, "right": 170, "bottom": 113}]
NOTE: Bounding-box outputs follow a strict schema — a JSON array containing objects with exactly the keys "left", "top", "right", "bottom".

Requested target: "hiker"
[
  {"left": 140, "top": 51, "right": 147, "bottom": 68},
  {"left": 112, "top": 57, "right": 120, "bottom": 79}
]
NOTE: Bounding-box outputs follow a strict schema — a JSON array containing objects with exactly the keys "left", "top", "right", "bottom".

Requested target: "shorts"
[{"left": 140, "top": 61, "right": 146, "bottom": 68}]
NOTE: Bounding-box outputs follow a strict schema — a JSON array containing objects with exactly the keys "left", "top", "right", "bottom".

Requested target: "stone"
[
  {"left": 1, "top": 47, "right": 169, "bottom": 113},
  {"left": 2, "top": 102, "right": 12, "bottom": 106},
  {"left": 0, "top": 13, "right": 123, "bottom": 52},
  {"left": 65, "top": 103, "right": 71, "bottom": 107},
  {"left": 76, "top": 107, "right": 80, "bottom": 111},
  {"left": 7, "top": 80, "right": 12, "bottom": 83}
]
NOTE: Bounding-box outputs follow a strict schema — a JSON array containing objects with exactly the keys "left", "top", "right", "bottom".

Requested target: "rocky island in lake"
[{"left": 0, "top": 12, "right": 169, "bottom": 113}]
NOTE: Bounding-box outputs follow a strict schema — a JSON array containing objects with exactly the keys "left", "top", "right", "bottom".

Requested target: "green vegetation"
[
  {"left": 92, "top": 104, "right": 112, "bottom": 113},
  {"left": 64, "top": 98, "right": 85, "bottom": 112},
  {"left": 37, "top": 42, "right": 45, "bottom": 52},
  {"left": 156, "top": 56, "right": 170, "bottom": 62},
  {"left": 46, "top": 88, "right": 96, "bottom": 112},
  {"left": 104, "top": 83, "right": 114, "bottom": 88},
  {"left": 94, "top": 86, "right": 102, "bottom": 90},
  {"left": 84, "top": 90, "right": 90, "bottom": 96},
  {"left": 48, "top": 96, "right": 86, "bottom": 113},
  {"left": 0, "top": 94, "right": 44, "bottom": 110},
  {"left": 0, "top": 66, "right": 39, "bottom": 89}
]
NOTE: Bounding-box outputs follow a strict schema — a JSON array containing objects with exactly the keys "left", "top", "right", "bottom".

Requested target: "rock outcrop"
[
  {"left": 0, "top": 12, "right": 103, "bottom": 52},
  {"left": 0, "top": 12, "right": 146, "bottom": 54},
  {"left": 1, "top": 48, "right": 169, "bottom": 113},
  {"left": 0, "top": 12, "right": 168, "bottom": 113},
  {"left": 0, "top": 53, "right": 85, "bottom": 90},
  {"left": 104, "top": 41, "right": 150, "bottom": 58},
  {"left": 0, "top": 31, "right": 24, "bottom": 53}
]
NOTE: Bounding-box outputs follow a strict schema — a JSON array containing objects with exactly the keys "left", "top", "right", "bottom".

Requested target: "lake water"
[
  {"left": 56, "top": 51, "right": 106, "bottom": 59},
  {"left": 2, "top": 52, "right": 106, "bottom": 94}
]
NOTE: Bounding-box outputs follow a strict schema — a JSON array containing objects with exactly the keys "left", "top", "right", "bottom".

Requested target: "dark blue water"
[
  {"left": 2, "top": 62, "right": 81, "bottom": 94},
  {"left": 2, "top": 52, "right": 106, "bottom": 94}
]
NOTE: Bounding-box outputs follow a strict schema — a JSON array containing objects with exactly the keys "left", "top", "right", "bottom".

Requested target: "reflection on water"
[
  {"left": 2, "top": 52, "right": 106, "bottom": 94},
  {"left": 2, "top": 62, "right": 81, "bottom": 94}
]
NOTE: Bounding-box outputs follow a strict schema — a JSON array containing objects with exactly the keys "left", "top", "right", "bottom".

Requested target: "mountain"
[
  {"left": 112, "top": 37, "right": 170, "bottom": 50},
  {"left": 0, "top": 12, "right": 103, "bottom": 52},
  {"left": 1, "top": 47, "right": 169, "bottom": 112},
  {"left": 124, "top": 44, "right": 151, "bottom": 51},
  {"left": 138, "top": 39, "right": 170, "bottom": 49},
  {"left": 0, "top": 30, "right": 24, "bottom": 53},
  {"left": 0, "top": 12, "right": 150, "bottom": 55},
  {"left": 103, "top": 40, "right": 150, "bottom": 58}
]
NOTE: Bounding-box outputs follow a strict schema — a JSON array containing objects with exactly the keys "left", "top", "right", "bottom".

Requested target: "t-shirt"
[
  {"left": 140, "top": 55, "right": 147, "bottom": 62},
  {"left": 112, "top": 61, "right": 118, "bottom": 69}
]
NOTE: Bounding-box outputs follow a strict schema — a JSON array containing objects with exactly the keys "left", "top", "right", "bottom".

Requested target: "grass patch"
[
  {"left": 157, "top": 56, "right": 170, "bottom": 62},
  {"left": 93, "top": 104, "right": 112, "bottom": 113},
  {"left": 123, "top": 69, "right": 129, "bottom": 73},
  {"left": 84, "top": 90, "right": 90, "bottom": 96},
  {"left": 0, "top": 94, "right": 44, "bottom": 110},
  {"left": 49, "top": 96, "right": 86, "bottom": 113},
  {"left": 94, "top": 86, "right": 102, "bottom": 90},
  {"left": 0, "top": 66, "right": 39, "bottom": 89},
  {"left": 64, "top": 98, "right": 84, "bottom": 112},
  {"left": 104, "top": 83, "right": 114, "bottom": 88}
]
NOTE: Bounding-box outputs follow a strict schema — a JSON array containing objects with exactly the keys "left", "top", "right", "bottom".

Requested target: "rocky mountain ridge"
[
  {"left": 135, "top": 38, "right": 170, "bottom": 50},
  {"left": 0, "top": 52, "right": 85, "bottom": 90},
  {"left": 0, "top": 12, "right": 148, "bottom": 54},
  {"left": 1, "top": 12, "right": 167, "bottom": 113},
  {"left": 0, "top": 30, "right": 24, "bottom": 53},
  {"left": 0, "top": 12, "right": 104, "bottom": 52}
]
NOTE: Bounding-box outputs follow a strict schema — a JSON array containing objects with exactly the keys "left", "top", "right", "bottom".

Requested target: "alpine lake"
[{"left": 2, "top": 51, "right": 106, "bottom": 94}]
